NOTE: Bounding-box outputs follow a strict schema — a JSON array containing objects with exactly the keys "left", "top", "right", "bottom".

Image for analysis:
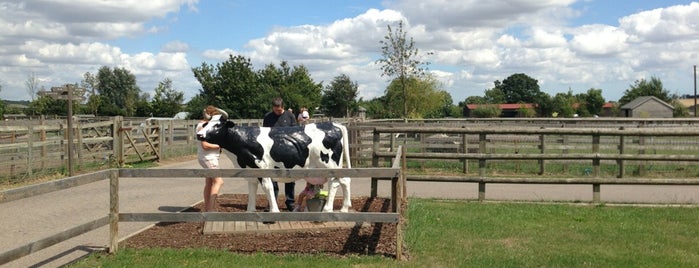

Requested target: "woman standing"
[{"left": 197, "top": 105, "right": 227, "bottom": 212}]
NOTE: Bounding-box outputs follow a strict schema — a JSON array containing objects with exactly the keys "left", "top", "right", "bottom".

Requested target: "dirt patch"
[{"left": 123, "top": 194, "right": 403, "bottom": 258}]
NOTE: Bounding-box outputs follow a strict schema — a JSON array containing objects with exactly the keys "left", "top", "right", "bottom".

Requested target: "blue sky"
[{"left": 1, "top": 0, "right": 699, "bottom": 107}]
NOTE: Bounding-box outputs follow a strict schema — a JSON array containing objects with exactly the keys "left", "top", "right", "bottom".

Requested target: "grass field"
[{"left": 70, "top": 199, "right": 699, "bottom": 267}]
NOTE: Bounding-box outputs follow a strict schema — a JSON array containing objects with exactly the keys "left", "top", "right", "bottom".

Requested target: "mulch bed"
[{"left": 122, "top": 194, "right": 403, "bottom": 258}]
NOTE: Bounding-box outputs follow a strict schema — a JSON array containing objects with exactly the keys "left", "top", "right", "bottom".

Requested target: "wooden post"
[
  {"left": 109, "top": 169, "right": 119, "bottom": 253},
  {"left": 371, "top": 129, "right": 380, "bottom": 198},
  {"left": 113, "top": 116, "right": 124, "bottom": 167},
  {"left": 538, "top": 134, "right": 545, "bottom": 175},
  {"left": 592, "top": 183, "right": 601, "bottom": 203},
  {"left": 40, "top": 116, "right": 46, "bottom": 171},
  {"left": 461, "top": 132, "right": 468, "bottom": 174},
  {"left": 618, "top": 128, "right": 625, "bottom": 178},
  {"left": 478, "top": 133, "right": 486, "bottom": 178},
  {"left": 562, "top": 135, "right": 569, "bottom": 173},
  {"left": 638, "top": 136, "right": 646, "bottom": 176},
  {"left": 592, "top": 134, "right": 600, "bottom": 177},
  {"left": 76, "top": 118, "right": 83, "bottom": 169},
  {"left": 395, "top": 145, "right": 406, "bottom": 260},
  {"left": 26, "top": 125, "right": 33, "bottom": 177},
  {"left": 478, "top": 182, "right": 486, "bottom": 201}
]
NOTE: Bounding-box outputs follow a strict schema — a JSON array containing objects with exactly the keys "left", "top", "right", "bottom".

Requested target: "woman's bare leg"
[{"left": 204, "top": 177, "right": 224, "bottom": 212}]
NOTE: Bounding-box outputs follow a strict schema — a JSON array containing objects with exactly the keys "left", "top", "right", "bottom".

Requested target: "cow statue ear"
[{"left": 225, "top": 121, "right": 236, "bottom": 127}]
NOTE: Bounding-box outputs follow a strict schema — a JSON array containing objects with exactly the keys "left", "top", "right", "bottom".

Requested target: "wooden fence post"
[
  {"left": 26, "top": 125, "right": 33, "bottom": 177},
  {"left": 461, "top": 131, "right": 468, "bottom": 174},
  {"left": 539, "top": 134, "right": 545, "bottom": 175},
  {"left": 371, "top": 129, "right": 380, "bottom": 198},
  {"left": 478, "top": 133, "right": 486, "bottom": 178},
  {"left": 113, "top": 116, "right": 124, "bottom": 167},
  {"left": 592, "top": 134, "right": 600, "bottom": 177},
  {"left": 109, "top": 169, "right": 119, "bottom": 253},
  {"left": 618, "top": 128, "right": 625, "bottom": 178}
]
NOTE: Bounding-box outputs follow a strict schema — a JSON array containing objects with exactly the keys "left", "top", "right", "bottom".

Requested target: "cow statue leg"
[
  {"left": 258, "top": 177, "right": 280, "bottom": 212},
  {"left": 324, "top": 177, "right": 351, "bottom": 212},
  {"left": 245, "top": 178, "right": 259, "bottom": 212}
]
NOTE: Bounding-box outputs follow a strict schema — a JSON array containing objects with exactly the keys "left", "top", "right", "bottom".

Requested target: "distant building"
[{"left": 620, "top": 96, "right": 673, "bottom": 118}]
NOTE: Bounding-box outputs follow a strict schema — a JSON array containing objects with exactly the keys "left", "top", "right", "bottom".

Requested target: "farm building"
[{"left": 620, "top": 96, "right": 673, "bottom": 118}]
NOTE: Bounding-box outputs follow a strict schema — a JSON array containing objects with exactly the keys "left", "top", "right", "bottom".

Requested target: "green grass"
[{"left": 70, "top": 200, "right": 699, "bottom": 267}]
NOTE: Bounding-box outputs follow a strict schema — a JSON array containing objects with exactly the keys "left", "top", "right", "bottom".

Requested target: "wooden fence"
[
  {"left": 0, "top": 147, "right": 406, "bottom": 264},
  {"left": 0, "top": 116, "right": 196, "bottom": 178},
  {"left": 362, "top": 125, "right": 699, "bottom": 202},
  {"left": 0, "top": 116, "right": 339, "bottom": 180}
]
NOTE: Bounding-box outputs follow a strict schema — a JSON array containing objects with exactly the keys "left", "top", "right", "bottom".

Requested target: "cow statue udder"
[{"left": 196, "top": 115, "right": 352, "bottom": 212}]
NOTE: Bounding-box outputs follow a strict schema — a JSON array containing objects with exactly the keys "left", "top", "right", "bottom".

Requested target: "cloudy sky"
[{"left": 1, "top": 0, "right": 699, "bottom": 104}]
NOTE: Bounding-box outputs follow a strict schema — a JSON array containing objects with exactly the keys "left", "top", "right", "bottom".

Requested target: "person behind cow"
[
  {"left": 293, "top": 178, "right": 326, "bottom": 212},
  {"left": 197, "top": 105, "right": 228, "bottom": 212},
  {"left": 297, "top": 107, "right": 310, "bottom": 125},
  {"left": 263, "top": 97, "right": 298, "bottom": 211}
]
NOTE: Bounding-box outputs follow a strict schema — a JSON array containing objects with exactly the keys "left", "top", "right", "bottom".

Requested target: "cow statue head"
[{"left": 196, "top": 114, "right": 236, "bottom": 145}]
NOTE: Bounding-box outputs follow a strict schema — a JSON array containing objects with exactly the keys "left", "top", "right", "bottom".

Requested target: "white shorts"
[{"left": 198, "top": 157, "right": 219, "bottom": 169}]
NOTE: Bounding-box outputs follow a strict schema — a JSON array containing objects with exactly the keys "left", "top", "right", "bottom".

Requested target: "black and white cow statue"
[{"left": 196, "top": 114, "right": 352, "bottom": 212}]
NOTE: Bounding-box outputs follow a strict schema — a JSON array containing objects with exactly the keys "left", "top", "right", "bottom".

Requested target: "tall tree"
[
  {"left": 377, "top": 20, "right": 429, "bottom": 118},
  {"left": 385, "top": 75, "right": 445, "bottom": 118},
  {"left": 96, "top": 66, "right": 141, "bottom": 116},
  {"left": 576, "top": 88, "right": 606, "bottom": 116},
  {"left": 322, "top": 74, "right": 358, "bottom": 118},
  {"left": 25, "top": 72, "right": 40, "bottom": 101},
  {"left": 258, "top": 61, "right": 322, "bottom": 113},
  {"left": 192, "top": 55, "right": 262, "bottom": 118},
  {"left": 81, "top": 72, "right": 100, "bottom": 115},
  {"left": 551, "top": 90, "right": 577, "bottom": 117},
  {"left": 618, "top": 77, "right": 673, "bottom": 106},
  {"left": 497, "top": 73, "right": 542, "bottom": 104},
  {"left": 150, "top": 78, "right": 184, "bottom": 117}
]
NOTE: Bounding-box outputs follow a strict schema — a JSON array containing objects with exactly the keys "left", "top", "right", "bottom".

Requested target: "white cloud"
[
  {"left": 620, "top": 2, "right": 699, "bottom": 43},
  {"left": 569, "top": 24, "right": 628, "bottom": 56}
]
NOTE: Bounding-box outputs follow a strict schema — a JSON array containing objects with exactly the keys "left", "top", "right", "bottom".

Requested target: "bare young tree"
[
  {"left": 376, "top": 20, "right": 429, "bottom": 118},
  {"left": 25, "top": 72, "right": 40, "bottom": 101}
]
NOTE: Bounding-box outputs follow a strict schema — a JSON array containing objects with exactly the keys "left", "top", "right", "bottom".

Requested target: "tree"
[
  {"left": 359, "top": 96, "right": 392, "bottom": 119},
  {"left": 551, "top": 91, "right": 577, "bottom": 117},
  {"left": 498, "top": 73, "right": 542, "bottom": 104},
  {"left": 81, "top": 72, "right": 100, "bottom": 116},
  {"left": 150, "top": 78, "right": 184, "bottom": 117},
  {"left": 483, "top": 87, "right": 506, "bottom": 104},
  {"left": 576, "top": 88, "right": 605, "bottom": 116},
  {"left": 95, "top": 66, "right": 141, "bottom": 116},
  {"left": 25, "top": 72, "right": 40, "bottom": 101},
  {"left": 618, "top": 77, "right": 673, "bottom": 106},
  {"left": 322, "top": 74, "right": 358, "bottom": 118},
  {"left": 192, "top": 55, "right": 263, "bottom": 119},
  {"left": 377, "top": 20, "right": 429, "bottom": 118},
  {"left": 258, "top": 61, "right": 322, "bottom": 114},
  {"left": 385, "top": 75, "right": 445, "bottom": 118}
]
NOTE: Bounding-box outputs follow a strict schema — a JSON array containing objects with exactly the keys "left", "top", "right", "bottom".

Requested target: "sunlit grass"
[{"left": 71, "top": 200, "right": 699, "bottom": 268}]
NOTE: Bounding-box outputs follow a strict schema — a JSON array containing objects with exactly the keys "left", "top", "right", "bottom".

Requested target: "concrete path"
[{"left": 2, "top": 154, "right": 699, "bottom": 267}]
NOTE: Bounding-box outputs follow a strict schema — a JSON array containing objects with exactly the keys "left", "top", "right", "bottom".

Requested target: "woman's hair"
[{"left": 203, "top": 105, "right": 221, "bottom": 120}]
